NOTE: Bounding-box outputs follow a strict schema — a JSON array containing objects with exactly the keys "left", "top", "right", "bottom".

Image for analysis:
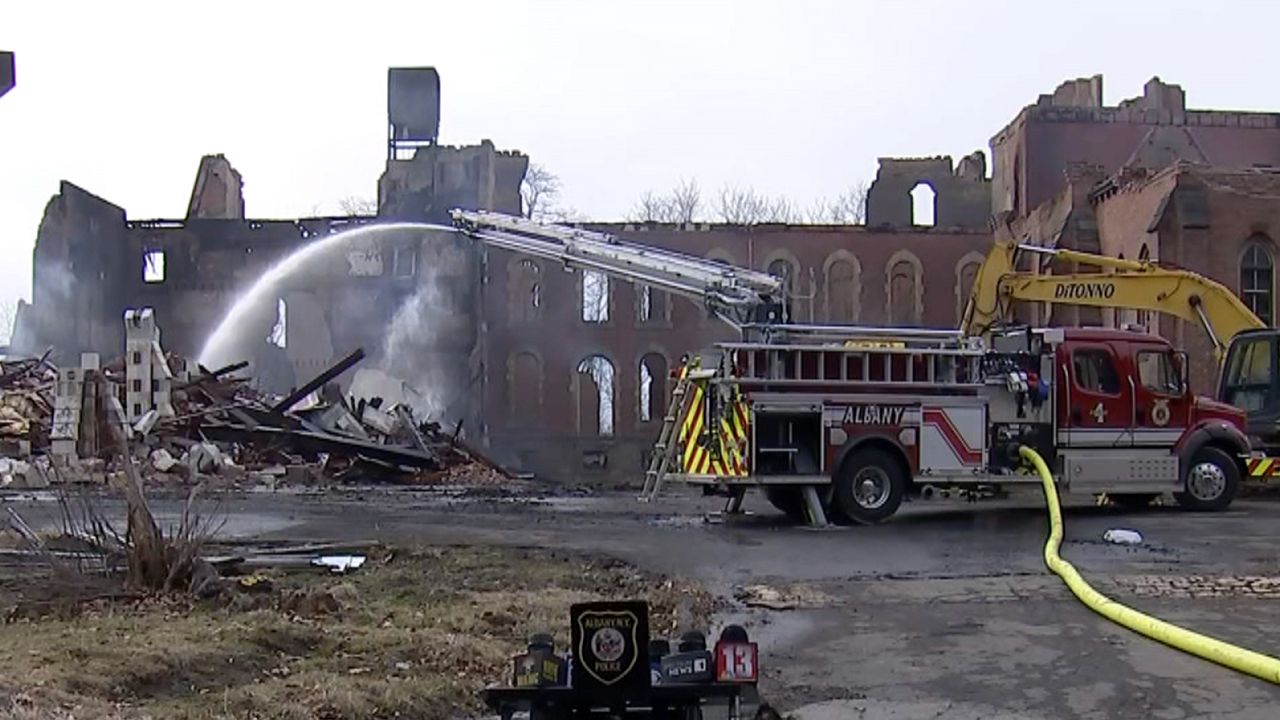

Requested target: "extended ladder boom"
[{"left": 451, "top": 210, "right": 783, "bottom": 328}]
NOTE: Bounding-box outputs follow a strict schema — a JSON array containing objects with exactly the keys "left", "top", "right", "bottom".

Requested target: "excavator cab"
[{"left": 1220, "top": 329, "right": 1280, "bottom": 452}]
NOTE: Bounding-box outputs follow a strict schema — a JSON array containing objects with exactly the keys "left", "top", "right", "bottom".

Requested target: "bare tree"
[
  {"left": 713, "top": 186, "right": 804, "bottom": 225},
  {"left": 520, "top": 163, "right": 586, "bottom": 223},
  {"left": 522, "top": 163, "right": 562, "bottom": 221},
  {"left": 338, "top": 196, "right": 378, "bottom": 216},
  {"left": 629, "top": 179, "right": 869, "bottom": 226},
  {"left": 668, "top": 178, "right": 701, "bottom": 223},
  {"left": 0, "top": 298, "right": 17, "bottom": 345},
  {"left": 627, "top": 179, "right": 702, "bottom": 223},
  {"left": 804, "top": 181, "right": 869, "bottom": 224},
  {"left": 834, "top": 181, "right": 870, "bottom": 224}
]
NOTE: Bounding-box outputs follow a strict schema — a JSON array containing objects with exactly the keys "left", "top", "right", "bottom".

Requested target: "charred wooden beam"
[{"left": 272, "top": 348, "right": 366, "bottom": 414}]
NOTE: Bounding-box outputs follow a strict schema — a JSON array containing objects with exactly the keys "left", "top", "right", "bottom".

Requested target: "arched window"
[
  {"left": 638, "top": 353, "right": 668, "bottom": 423},
  {"left": 910, "top": 183, "right": 936, "bottom": 227},
  {"left": 1241, "top": 238, "right": 1274, "bottom": 326},
  {"left": 636, "top": 284, "right": 668, "bottom": 325},
  {"left": 768, "top": 258, "right": 795, "bottom": 298},
  {"left": 509, "top": 257, "right": 542, "bottom": 322},
  {"left": 267, "top": 298, "right": 287, "bottom": 348},
  {"left": 582, "top": 270, "right": 610, "bottom": 323},
  {"left": 955, "top": 253, "right": 983, "bottom": 325},
  {"left": 767, "top": 254, "right": 801, "bottom": 322},
  {"left": 886, "top": 251, "right": 923, "bottom": 326},
  {"left": 509, "top": 352, "right": 542, "bottom": 425},
  {"left": 823, "top": 254, "right": 860, "bottom": 323},
  {"left": 576, "top": 355, "right": 616, "bottom": 436}
]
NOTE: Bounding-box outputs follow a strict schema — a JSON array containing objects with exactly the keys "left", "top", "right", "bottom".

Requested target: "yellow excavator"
[{"left": 960, "top": 236, "right": 1280, "bottom": 461}]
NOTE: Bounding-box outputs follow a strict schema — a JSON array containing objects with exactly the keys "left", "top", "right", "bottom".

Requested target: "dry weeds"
[{"left": 0, "top": 545, "right": 715, "bottom": 720}]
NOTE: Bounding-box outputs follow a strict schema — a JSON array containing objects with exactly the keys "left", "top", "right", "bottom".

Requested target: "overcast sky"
[{"left": 2, "top": 0, "right": 1277, "bottom": 334}]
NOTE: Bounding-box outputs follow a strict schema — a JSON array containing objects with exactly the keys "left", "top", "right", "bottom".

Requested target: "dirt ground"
[
  {"left": 5, "top": 483, "right": 1280, "bottom": 718},
  {"left": 0, "top": 543, "right": 712, "bottom": 719}
]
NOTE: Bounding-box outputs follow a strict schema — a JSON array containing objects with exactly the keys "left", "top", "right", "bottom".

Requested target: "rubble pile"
[
  {"left": 0, "top": 343, "right": 516, "bottom": 489},
  {"left": 0, "top": 353, "right": 56, "bottom": 459}
]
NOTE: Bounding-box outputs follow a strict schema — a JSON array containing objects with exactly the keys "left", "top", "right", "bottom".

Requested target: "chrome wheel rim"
[
  {"left": 853, "top": 467, "right": 891, "bottom": 509},
  {"left": 1187, "top": 462, "right": 1227, "bottom": 501}
]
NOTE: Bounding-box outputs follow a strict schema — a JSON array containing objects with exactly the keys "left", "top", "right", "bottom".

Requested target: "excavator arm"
[{"left": 961, "top": 238, "right": 1264, "bottom": 361}]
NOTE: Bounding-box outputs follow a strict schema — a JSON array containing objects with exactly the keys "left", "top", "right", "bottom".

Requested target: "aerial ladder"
[
  {"left": 960, "top": 235, "right": 1280, "bottom": 464},
  {"left": 451, "top": 210, "right": 785, "bottom": 331}
]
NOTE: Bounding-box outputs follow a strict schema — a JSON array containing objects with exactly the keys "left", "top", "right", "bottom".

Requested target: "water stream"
[{"left": 197, "top": 222, "right": 450, "bottom": 370}]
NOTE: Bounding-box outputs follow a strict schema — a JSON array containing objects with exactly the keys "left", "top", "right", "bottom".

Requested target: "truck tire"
[
  {"left": 833, "top": 447, "right": 907, "bottom": 524},
  {"left": 1176, "top": 446, "right": 1239, "bottom": 512}
]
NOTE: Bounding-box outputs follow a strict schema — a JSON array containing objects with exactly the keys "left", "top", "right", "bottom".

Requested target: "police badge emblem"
[{"left": 570, "top": 600, "right": 651, "bottom": 696}]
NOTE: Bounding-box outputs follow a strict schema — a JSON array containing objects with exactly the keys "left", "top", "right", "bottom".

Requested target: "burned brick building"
[
  {"left": 992, "top": 75, "right": 1280, "bottom": 394},
  {"left": 15, "top": 71, "right": 1280, "bottom": 482}
]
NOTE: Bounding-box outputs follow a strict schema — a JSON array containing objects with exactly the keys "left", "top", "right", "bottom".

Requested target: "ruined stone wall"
[
  {"left": 378, "top": 141, "right": 527, "bottom": 222},
  {"left": 16, "top": 183, "right": 129, "bottom": 361},
  {"left": 17, "top": 139, "right": 522, "bottom": 442},
  {"left": 865, "top": 154, "right": 991, "bottom": 229},
  {"left": 991, "top": 76, "right": 1280, "bottom": 217},
  {"left": 480, "top": 224, "right": 992, "bottom": 484}
]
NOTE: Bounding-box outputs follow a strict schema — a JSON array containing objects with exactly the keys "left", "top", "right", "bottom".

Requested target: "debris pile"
[
  {"left": 0, "top": 352, "right": 56, "bottom": 460},
  {"left": 0, "top": 337, "right": 516, "bottom": 488}
]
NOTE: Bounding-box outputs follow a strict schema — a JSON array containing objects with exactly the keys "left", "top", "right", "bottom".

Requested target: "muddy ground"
[{"left": 5, "top": 484, "right": 1280, "bottom": 719}]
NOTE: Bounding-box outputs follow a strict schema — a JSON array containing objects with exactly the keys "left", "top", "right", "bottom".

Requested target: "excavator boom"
[{"left": 962, "top": 239, "right": 1265, "bottom": 360}]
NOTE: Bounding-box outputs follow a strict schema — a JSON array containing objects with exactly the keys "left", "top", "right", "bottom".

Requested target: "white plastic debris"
[
  {"left": 133, "top": 409, "right": 160, "bottom": 436},
  {"left": 0, "top": 458, "right": 32, "bottom": 487},
  {"left": 1103, "top": 528, "right": 1143, "bottom": 545},
  {"left": 151, "top": 448, "right": 179, "bottom": 472},
  {"left": 185, "top": 442, "right": 224, "bottom": 474},
  {"left": 312, "top": 555, "right": 367, "bottom": 574}
]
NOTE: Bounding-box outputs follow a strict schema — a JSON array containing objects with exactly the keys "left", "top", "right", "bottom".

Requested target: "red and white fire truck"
[
  {"left": 451, "top": 211, "right": 1250, "bottom": 526},
  {"left": 660, "top": 324, "right": 1247, "bottom": 526}
]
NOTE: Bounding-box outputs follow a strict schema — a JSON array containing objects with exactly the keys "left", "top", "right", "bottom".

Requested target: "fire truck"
[{"left": 451, "top": 211, "right": 1253, "bottom": 526}]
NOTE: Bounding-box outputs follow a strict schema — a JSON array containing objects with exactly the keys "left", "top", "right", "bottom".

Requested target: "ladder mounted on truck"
[
  {"left": 451, "top": 210, "right": 784, "bottom": 329},
  {"left": 639, "top": 364, "right": 714, "bottom": 501}
]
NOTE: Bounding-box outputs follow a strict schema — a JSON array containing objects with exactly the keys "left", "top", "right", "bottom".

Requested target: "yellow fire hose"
[{"left": 1020, "top": 445, "right": 1280, "bottom": 685}]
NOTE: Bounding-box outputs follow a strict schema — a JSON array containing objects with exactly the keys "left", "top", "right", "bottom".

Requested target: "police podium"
[{"left": 483, "top": 601, "right": 758, "bottom": 719}]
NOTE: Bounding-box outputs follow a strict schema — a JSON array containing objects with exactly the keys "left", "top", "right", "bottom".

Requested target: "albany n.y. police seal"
[{"left": 571, "top": 601, "right": 651, "bottom": 695}]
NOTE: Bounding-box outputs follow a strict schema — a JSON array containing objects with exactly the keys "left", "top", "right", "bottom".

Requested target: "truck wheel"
[
  {"left": 1176, "top": 447, "right": 1239, "bottom": 512},
  {"left": 833, "top": 447, "right": 906, "bottom": 524}
]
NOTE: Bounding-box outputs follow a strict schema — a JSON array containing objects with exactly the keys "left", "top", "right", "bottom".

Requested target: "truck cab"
[
  {"left": 1020, "top": 327, "right": 1247, "bottom": 509},
  {"left": 1055, "top": 328, "right": 1239, "bottom": 448}
]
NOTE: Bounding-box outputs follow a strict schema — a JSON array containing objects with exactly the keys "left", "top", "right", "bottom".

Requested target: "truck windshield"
[
  {"left": 1223, "top": 336, "right": 1273, "bottom": 412},
  {"left": 1137, "top": 351, "right": 1183, "bottom": 396}
]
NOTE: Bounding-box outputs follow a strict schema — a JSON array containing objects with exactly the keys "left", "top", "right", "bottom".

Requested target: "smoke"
[
  {"left": 368, "top": 227, "right": 477, "bottom": 424},
  {"left": 11, "top": 257, "right": 76, "bottom": 357},
  {"left": 377, "top": 274, "right": 450, "bottom": 420},
  {"left": 198, "top": 222, "right": 445, "bottom": 370}
]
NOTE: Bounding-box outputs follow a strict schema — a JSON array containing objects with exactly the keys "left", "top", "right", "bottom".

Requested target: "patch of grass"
[{"left": 0, "top": 546, "right": 715, "bottom": 719}]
